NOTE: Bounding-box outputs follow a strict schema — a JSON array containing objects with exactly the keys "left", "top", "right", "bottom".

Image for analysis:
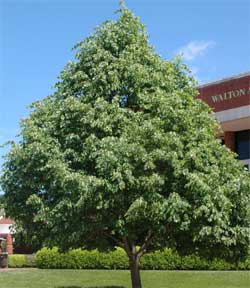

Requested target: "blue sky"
[{"left": 0, "top": 0, "right": 249, "bottom": 188}]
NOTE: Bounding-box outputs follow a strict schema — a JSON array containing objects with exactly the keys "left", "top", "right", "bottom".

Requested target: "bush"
[
  {"left": 35, "top": 247, "right": 249, "bottom": 270},
  {"left": 98, "top": 248, "right": 128, "bottom": 270},
  {"left": 178, "top": 254, "right": 209, "bottom": 270},
  {"left": 237, "top": 258, "right": 250, "bottom": 270},
  {"left": 35, "top": 247, "right": 128, "bottom": 270},
  {"left": 8, "top": 254, "right": 35, "bottom": 268},
  {"left": 208, "top": 258, "right": 234, "bottom": 270},
  {"left": 140, "top": 248, "right": 181, "bottom": 270},
  {"left": 237, "top": 255, "right": 250, "bottom": 270},
  {"left": 35, "top": 247, "right": 62, "bottom": 269}
]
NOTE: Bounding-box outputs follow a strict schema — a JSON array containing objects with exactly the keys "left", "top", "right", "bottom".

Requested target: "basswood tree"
[{"left": 1, "top": 6, "right": 250, "bottom": 288}]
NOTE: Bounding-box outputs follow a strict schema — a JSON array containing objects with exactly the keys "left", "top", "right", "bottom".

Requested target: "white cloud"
[{"left": 178, "top": 41, "right": 215, "bottom": 61}]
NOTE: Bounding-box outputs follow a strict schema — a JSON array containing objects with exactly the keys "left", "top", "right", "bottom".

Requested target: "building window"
[{"left": 235, "top": 130, "right": 250, "bottom": 160}]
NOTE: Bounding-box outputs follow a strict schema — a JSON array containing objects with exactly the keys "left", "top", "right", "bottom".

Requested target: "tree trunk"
[{"left": 129, "top": 255, "right": 142, "bottom": 288}]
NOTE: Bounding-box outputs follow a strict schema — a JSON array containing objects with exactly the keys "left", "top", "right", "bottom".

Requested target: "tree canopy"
[
  {"left": 0, "top": 195, "right": 5, "bottom": 218},
  {"left": 1, "top": 7, "right": 250, "bottom": 288}
]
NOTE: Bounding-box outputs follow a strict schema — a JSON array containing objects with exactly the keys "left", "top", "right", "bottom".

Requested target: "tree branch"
[
  {"left": 104, "top": 232, "right": 125, "bottom": 249},
  {"left": 137, "top": 229, "right": 153, "bottom": 257},
  {"left": 122, "top": 236, "right": 133, "bottom": 258}
]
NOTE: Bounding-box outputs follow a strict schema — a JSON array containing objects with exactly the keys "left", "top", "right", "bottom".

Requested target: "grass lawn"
[{"left": 0, "top": 269, "right": 249, "bottom": 288}]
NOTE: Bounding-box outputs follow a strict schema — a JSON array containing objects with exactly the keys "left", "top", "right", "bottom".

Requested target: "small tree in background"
[{"left": 1, "top": 6, "right": 250, "bottom": 288}]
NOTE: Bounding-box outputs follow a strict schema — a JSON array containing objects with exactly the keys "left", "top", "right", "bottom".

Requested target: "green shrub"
[
  {"left": 35, "top": 247, "right": 62, "bottom": 269},
  {"left": 35, "top": 247, "right": 249, "bottom": 270},
  {"left": 237, "top": 258, "right": 250, "bottom": 270},
  {"left": 140, "top": 248, "right": 180, "bottom": 270},
  {"left": 208, "top": 258, "right": 233, "bottom": 270},
  {"left": 178, "top": 254, "right": 209, "bottom": 270},
  {"left": 35, "top": 247, "right": 129, "bottom": 270},
  {"left": 8, "top": 249, "right": 249, "bottom": 270},
  {"left": 8, "top": 254, "right": 35, "bottom": 268},
  {"left": 98, "top": 248, "right": 128, "bottom": 270}
]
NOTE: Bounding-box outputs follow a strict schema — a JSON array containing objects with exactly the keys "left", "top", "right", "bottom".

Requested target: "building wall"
[
  {"left": 0, "top": 218, "right": 14, "bottom": 254},
  {"left": 0, "top": 224, "right": 12, "bottom": 234},
  {"left": 197, "top": 73, "right": 250, "bottom": 112},
  {"left": 197, "top": 72, "right": 250, "bottom": 169}
]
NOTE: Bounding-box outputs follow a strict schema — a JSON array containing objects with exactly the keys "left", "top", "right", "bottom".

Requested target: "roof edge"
[{"left": 197, "top": 72, "right": 250, "bottom": 89}]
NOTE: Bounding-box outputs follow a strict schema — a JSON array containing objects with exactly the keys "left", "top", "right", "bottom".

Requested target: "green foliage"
[
  {"left": 35, "top": 247, "right": 128, "bottom": 270},
  {"left": 179, "top": 254, "right": 209, "bottom": 270},
  {"left": 35, "top": 247, "right": 62, "bottom": 269},
  {"left": 140, "top": 249, "right": 180, "bottom": 270},
  {"left": 0, "top": 195, "right": 5, "bottom": 217},
  {"left": 11, "top": 223, "right": 42, "bottom": 253},
  {"left": 8, "top": 254, "right": 35, "bottom": 268},
  {"left": 1, "top": 240, "right": 7, "bottom": 253},
  {"left": 35, "top": 247, "right": 249, "bottom": 271},
  {"left": 237, "top": 258, "right": 250, "bottom": 270},
  {"left": 208, "top": 258, "right": 233, "bottom": 271},
  {"left": 1, "top": 6, "right": 250, "bottom": 281}
]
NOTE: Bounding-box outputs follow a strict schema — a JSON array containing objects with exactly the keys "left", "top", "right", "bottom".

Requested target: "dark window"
[{"left": 235, "top": 130, "right": 250, "bottom": 160}]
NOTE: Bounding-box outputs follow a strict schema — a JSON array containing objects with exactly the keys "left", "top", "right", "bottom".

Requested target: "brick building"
[
  {"left": 197, "top": 72, "right": 250, "bottom": 170},
  {"left": 0, "top": 217, "right": 14, "bottom": 254}
]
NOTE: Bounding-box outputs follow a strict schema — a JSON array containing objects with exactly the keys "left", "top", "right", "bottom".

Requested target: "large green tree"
[{"left": 1, "top": 6, "right": 250, "bottom": 288}]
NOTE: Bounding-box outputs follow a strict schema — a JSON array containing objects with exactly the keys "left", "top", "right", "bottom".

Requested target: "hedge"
[
  {"left": 35, "top": 247, "right": 250, "bottom": 270},
  {"left": 8, "top": 254, "right": 35, "bottom": 268}
]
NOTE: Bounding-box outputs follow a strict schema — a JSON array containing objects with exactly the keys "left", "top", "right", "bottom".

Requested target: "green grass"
[{"left": 0, "top": 269, "right": 249, "bottom": 288}]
